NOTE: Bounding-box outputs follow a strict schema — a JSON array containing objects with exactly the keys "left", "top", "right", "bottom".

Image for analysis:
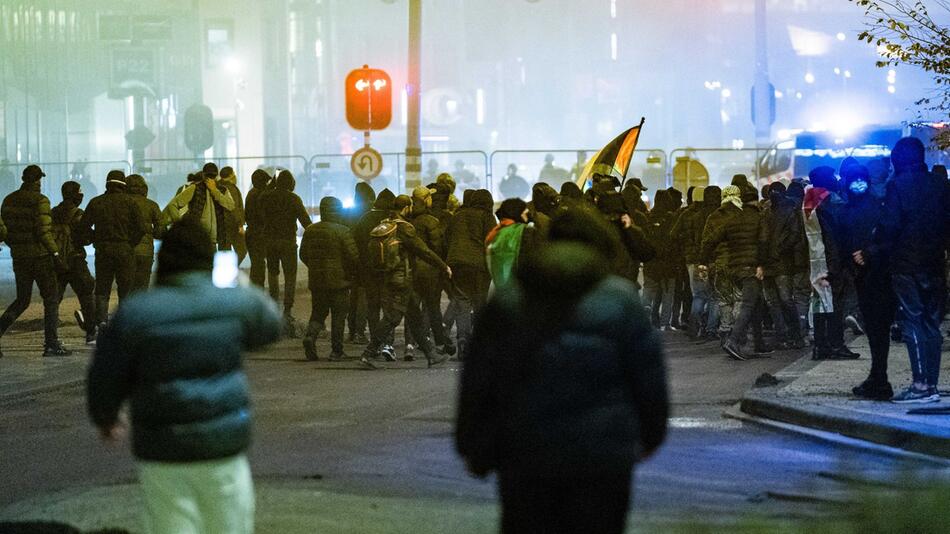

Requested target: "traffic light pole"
[{"left": 405, "top": 0, "right": 422, "bottom": 190}]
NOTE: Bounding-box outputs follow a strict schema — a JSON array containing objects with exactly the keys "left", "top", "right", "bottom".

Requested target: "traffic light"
[
  {"left": 345, "top": 66, "right": 392, "bottom": 131},
  {"left": 184, "top": 104, "right": 214, "bottom": 154}
]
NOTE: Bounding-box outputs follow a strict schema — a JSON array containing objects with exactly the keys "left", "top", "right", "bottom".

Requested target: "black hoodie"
[
  {"left": 260, "top": 171, "right": 311, "bottom": 242},
  {"left": 446, "top": 189, "right": 496, "bottom": 268},
  {"left": 872, "top": 138, "right": 950, "bottom": 276},
  {"left": 300, "top": 197, "right": 358, "bottom": 290}
]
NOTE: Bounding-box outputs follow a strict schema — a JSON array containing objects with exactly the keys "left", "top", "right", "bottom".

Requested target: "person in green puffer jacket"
[
  {"left": 126, "top": 174, "right": 166, "bottom": 292},
  {"left": 486, "top": 198, "right": 538, "bottom": 294},
  {"left": 51, "top": 181, "right": 97, "bottom": 344}
]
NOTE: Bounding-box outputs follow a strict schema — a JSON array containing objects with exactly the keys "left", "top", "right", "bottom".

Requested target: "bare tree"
[{"left": 852, "top": 0, "right": 950, "bottom": 146}]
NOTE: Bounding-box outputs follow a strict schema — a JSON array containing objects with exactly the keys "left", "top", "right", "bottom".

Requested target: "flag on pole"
[{"left": 576, "top": 117, "right": 646, "bottom": 189}]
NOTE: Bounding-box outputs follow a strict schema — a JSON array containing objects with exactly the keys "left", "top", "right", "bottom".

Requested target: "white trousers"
[{"left": 138, "top": 454, "right": 255, "bottom": 534}]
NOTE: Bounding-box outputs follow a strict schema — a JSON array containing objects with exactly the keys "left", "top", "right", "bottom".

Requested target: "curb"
[{"left": 740, "top": 392, "right": 950, "bottom": 459}]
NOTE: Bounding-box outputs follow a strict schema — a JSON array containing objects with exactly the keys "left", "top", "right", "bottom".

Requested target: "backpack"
[
  {"left": 368, "top": 219, "right": 408, "bottom": 273},
  {"left": 51, "top": 206, "right": 79, "bottom": 258}
]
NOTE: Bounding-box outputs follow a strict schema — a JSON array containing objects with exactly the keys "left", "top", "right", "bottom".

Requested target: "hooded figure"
[
  {"left": 457, "top": 207, "right": 668, "bottom": 534},
  {"left": 353, "top": 188, "right": 398, "bottom": 342},
  {"left": 486, "top": 198, "right": 538, "bottom": 295},
  {"left": 299, "top": 196, "right": 360, "bottom": 361},
  {"left": 216, "top": 166, "right": 246, "bottom": 262},
  {"left": 348, "top": 182, "right": 377, "bottom": 227},
  {"left": 244, "top": 169, "right": 273, "bottom": 288},
  {"left": 872, "top": 137, "right": 950, "bottom": 402},
  {"left": 528, "top": 183, "right": 558, "bottom": 239},
  {"left": 445, "top": 188, "right": 497, "bottom": 355},
  {"left": 259, "top": 169, "right": 312, "bottom": 335},
  {"left": 50, "top": 181, "right": 97, "bottom": 343},
  {"left": 126, "top": 174, "right": 166, "bottom": 292},
  {"left": 802, "top": 166, "right": 857, "bottom": 361}
]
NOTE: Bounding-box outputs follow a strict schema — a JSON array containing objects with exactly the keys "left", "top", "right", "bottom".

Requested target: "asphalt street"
[{"left": 0, "top": 292, "right": 947, "bottom": 532}]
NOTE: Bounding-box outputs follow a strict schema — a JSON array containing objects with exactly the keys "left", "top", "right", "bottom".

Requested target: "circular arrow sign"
[{"left": 350, "top": 146, "right": 384, "bottom": 180}]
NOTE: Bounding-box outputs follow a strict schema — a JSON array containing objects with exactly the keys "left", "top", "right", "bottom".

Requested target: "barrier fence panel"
[
  {"left": 0, "top": 160, "right": 132, "bottom": 203},
  {"left": 668, "top": 148, "right": 769, "bottom": 192},
  {"left": 418, "top": 151, "right": 489, "bottom": 192},
  {"left": 142, "top": 156, "right": 309, "bottom": 209},
  {"left": 488, "top": 149, "right": 667, "bottom": 201},
  {"left": 308, "top": 152, "right": 404, "bottom": 211}
]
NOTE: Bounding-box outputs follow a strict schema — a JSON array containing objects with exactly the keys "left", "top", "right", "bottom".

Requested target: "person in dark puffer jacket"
[
  {"left": 702, "top": 185, "right": 767, "bottom": 359},
  {"left": 457, "top": 207, "right": 668, "bottom": 534},
  {"left": 81, "top": 170, "right": 147, "bottom": 327},
  {"left": 642, "top": 190, "right": 678, "bottom": 330},
  {"left": 87, "top": 219, "right": 280, "bottom": 534},
  {"left": 0, "top": 165, "right": 70, "bottom": 357},
  {"left": 300, "top": 196, "right": 359, "bottom": 361},
  {"left": 758, "top": 182, "right": 807, "bottom": 350},
  {"left": 409, "top": 185, "right": 455, "bottom": 356},
  {"left": 126, "top": 174, "right": 165, "bottom": 292},
  {"left": 445, "top": 189, "right": 496, "bottom": 355}
]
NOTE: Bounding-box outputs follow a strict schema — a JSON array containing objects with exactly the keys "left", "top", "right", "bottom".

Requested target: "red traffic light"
[{"left": 346, "top": 66, "right": 392, "bottom": 131}]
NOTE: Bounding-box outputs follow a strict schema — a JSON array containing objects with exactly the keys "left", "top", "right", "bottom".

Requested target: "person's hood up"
[
  {"left": 891, "top": 137, "right": 928, "bottom": 174},
  {"left": 652, "top": 189, "right": 673, "bottom": 213},
  {"left": 692, "top": 186, "right": 705, "bottom": 204},
  {"left": 622, "top": 184, "right": 645, "bottom": 213},
  {"left": 667, "top": 187, "right": 683, "bottom": 209},
  {"left": 560, "top": 181, "right": 582, "bottom": 199},
  {"left": 354, "top": 181, "right": 376, "bottom": 210},
  {"left": 126, "top": 174, "right": 148, "bottom": 196},
  {"left": 839, "top": 157, "right": 861, "bottom": 181},
  {"left": 470, "top": 189, "right": 494, "bottom": 211},
  {"left": 516, "top": 242, "right": 610, "bottom": 304},
  {"left": 276, "top": 171, "right": 296, "bottom": 191},
  {"left": 319, "top": 196, "right": 344, "bottom": 224},
  {"left": 251, "top": 169, "right": 271, "bottom": 189},
  {"left": 374, "top": 188, "right": 395, "bottom": 210},
  {"left": 809, "top": 166, "right": 838, "bottom": 191},
  {"left": 532, "top": 183, "right": 559, "bottom": 215},
  {"left": 218, "top": 171, "right": 237, "bottom": 186},
  {"left": 731, "top": 174, "right": 751, "bottom": 189},
  {"left": 703, "top": 186, "right": 722, "bottom": 208}
]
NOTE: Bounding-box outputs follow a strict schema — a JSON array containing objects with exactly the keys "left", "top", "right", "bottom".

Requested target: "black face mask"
[{"left": 70, "top": 193, "right": 84, "bottom": 206}]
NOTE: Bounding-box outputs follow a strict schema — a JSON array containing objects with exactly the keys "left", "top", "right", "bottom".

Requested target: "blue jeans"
[
  {"left": 892, "top": 273, "right": 945, "bottom": 387},
  {"left": 687, "top": 264, "right": 719, "bottom": 333}
]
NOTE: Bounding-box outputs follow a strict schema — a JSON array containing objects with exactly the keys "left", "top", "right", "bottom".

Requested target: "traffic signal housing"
[{"left": 345, "top": 66, "right": 392, "bottom": 131}]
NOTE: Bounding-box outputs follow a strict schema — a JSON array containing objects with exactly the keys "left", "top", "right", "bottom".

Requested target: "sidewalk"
[{"left": 740, "top": 333, "right": 950, "bottom": 458}]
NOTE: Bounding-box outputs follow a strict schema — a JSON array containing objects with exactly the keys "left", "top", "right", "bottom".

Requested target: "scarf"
[
  {"left": 803, "top": 187, "right": 830, "bottom": 217},
  {"left": 485, "top": 218, "right": 517, "bottom": 247},
  {"left": 721, "top": 185, "right": 743, "bottom": 210}
]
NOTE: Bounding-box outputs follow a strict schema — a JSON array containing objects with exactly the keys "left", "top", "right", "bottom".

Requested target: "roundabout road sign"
[{"left": 351, "top": 146, "right": 383, "bottom": 180}]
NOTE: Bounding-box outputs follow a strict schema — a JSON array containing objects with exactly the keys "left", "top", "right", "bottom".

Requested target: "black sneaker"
[
  {"left": 828, "top": 346, "right": 861, "bottom": 360},
  {"left": 440, "top": 341, "right": 457, "bottom": 356},
  {"left": 353, "top": 333, "right": 369, "bottom": 345},
  {"left": 852, "top": 379, "right": 894, "bottom": 401},
  {"left": 845, "top": 315, "right": 865, "bottom": 336},
  {"left": 74, "top": 310, "right": 86, "bottom": 331},
  {"left": 722, "top": 338, "right": 747, "bottom": 361},
  {"left": 43, "top": 342, "right": 72, "bottom": 357},
  {"left": 359, "top": 356, "right": 379, "bottom": 370},
  {"left": 85, "top": 330, "right": 98, "bottom": 345},
  {"left": 329, "top": 351, "right": 346, "bottom": 361},
  {"left": 753, "top": 344, "right": 775, "bottom": 355},
  {"left": 380, "top": 345, "right": 396, "bottom": 362},
  {"left": 427, "top": 351, "right": 448, "bottom": 368},
  {"left": 302, "top": 337, "right": 318, "bottom": 361},
  {"left": 892, "top": 386, "right": 940, "bottom": 404},
  {"left": 404, "top": 344, "right": 416, "bottom": 362},
  {"left": 283, "top": 316, "right": 300, "bottom": 339}
]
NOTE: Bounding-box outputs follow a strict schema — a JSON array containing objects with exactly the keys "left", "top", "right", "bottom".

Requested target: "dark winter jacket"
[
  {"left": 446, "top": 189, "right": 496, "bottom": 269},
  {"left": 840, "top": 192, "right": 888, "bottom": 279},
  {"left": 80, "top": 186, "right": 146, "bottom": 251},
  {"left": 87, "top": 273, "right": 281, "bottom": 462},
  {"left": 51, "top": 201, "right": 86, "bottom": 260},
  {"left": 410, "top": 205, "right": 447, "bottom": 281},
  {"left": 353, "top": 191, "right": 397, "bottom": 275},
  {"left": 300, "top": 198, "right": 359, "bottom": 290},
  {"left": 760, "top": 195, "right": 805, "bottom": 276},
  {"left": 345, "top": 182, "right": 376, "bottom": 228},
  {"left": 813, "top": 194, "right": 848, "bottom": 280},
  {"left": 244, "top": 174, "right": 270, "bottom": 244},
  {"left": 260, "top": 173, "right": 310, "bottom": 242},
  {"left": 382, "top": 216, "right": 449, "bottom": 285},
  {"left": 0, "top": 182, "right": 58, "bottom": 259},
  {"left": 701, "top": 204, "right": 763, "bottom": 278},
  {"left": 670, "top": 203, "right": 703, "bottom": 264},
  {"left": 127, "top": 175, "right": 165, "bottom": 257},
  {"left": 872, "top": 168, "right": 950, "bottom": 277},
  {"left": 457, "top": 243, "right": 668, "bottom": 477},
  {"left": 642, "top": 208, "right": 677, "bottom": 279}
]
